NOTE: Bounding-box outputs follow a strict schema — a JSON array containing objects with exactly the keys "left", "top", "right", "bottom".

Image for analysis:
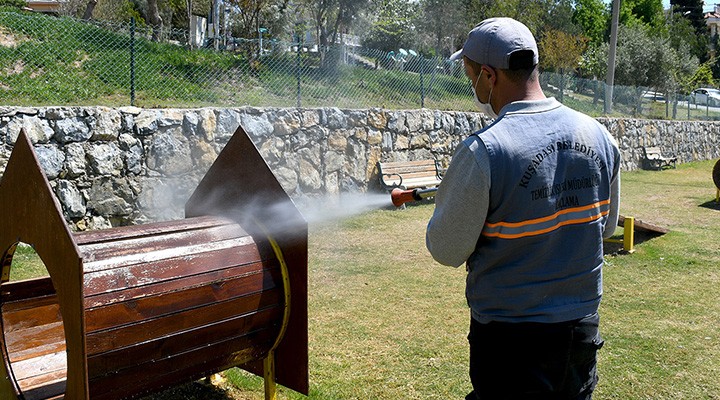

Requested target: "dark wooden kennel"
[{"left": 0, "top": 127, "right": 308, "bottom": 400}]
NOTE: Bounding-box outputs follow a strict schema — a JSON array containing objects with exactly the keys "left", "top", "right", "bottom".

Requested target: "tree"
[
  {"left": 669, "top": 1, "right": 709, "bottom": 63},
  {"left": 578, "top": 43, "right": 609, "bottom": 104},
  {"left": 147, "top": 0, "right": 163, "bottom": 41},
  {"left": 362, "top": 0, "right": 417, "bottom": 52},
  {"left": 540, "top": 29, "right": 588, "bottom": 102},
  {"left": 544, "top": 0, "right": 578, "bottom": 34},
  {"left": 613, "top": 24, "right": 697, "bottom": 115},
  {"left": 82, "top": 0, "right": 97, "bottom": 19},
  {"left": 670, "top": 0, "right": 705, "bottom": 37},
  {"left": 301, "top": 0, "right": 369, "bottom": 48},
  {"left": 619, "top": 0, "right": 665, "bottom": 30},
  {"left": 299, "top": 0, "right": 369, "bottom": 67},
  {"left": 572, "top": 0, "right": 609, "bottom": 45},
  {"left": 416, "top": 0, "right": 466, "bottom": 57}
]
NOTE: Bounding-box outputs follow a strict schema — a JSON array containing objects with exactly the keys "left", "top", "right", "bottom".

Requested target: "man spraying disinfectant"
[{"left": 424, "top": 18, "right": 621, "bottom": 400}]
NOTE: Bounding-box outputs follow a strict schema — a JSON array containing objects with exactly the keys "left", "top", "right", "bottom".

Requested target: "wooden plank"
[
  {"left": 399, "top": 177, "right": 442, "bottom": 186},
  {"left": 2, "top": 301, "right": 61, "bottom": 333},
  {"left": 0, "top": 278, "right": 56, "bottom": 305},
  {"left": 73, "top": 215, "right": 231, "bottom": 245},
  {"left": 82, "top": 242, "right": 268, "bottom": 297},
  {"left": 10, "top": 351, "right": 66, "bottom": 381},
  {"left": 8, "top": 337, "right": 66, "bottom": 364},
  {"left": 379, "top": 160, "right": 437, "bottom": 168},
  {"left": 84, "top": 259, "right": 277, "bottom": 309},
  {"left": 87, "top": 306, "right": 281, "bottom": 379},
  {"left": 81, "top": 236, "right": 256, "bottom": 274},
  {"left": 381, "top": 165, "right": 437, "bottom": 174},
  {"left": 89, "top": 344, "right": 262, "bottom": 400},
  {"left": 86, "top": 287, "right": 282, "bottom": 356},
  {"left": 4, "top": 321, "right": 65, "bottom": 361},
  {"left": 386, "top": 170, "right": 438, "bottom": 179},
  {"left": 78, "top": 223, "right": 250, "bottom": 264},
  {"left": 1, "top": 292, "right": 57, "bottom": 315},
  {"left": 19, "top": 374, "right": 66, "bottom": 400},
  {"left": 85, "top": 265, "right": 279, "bottom": 332},
  {"left": 88, "top": 307, "right": 281, "bottom": 379},
  {"left": 618, "top": 215, "right": 669, "bottom": 234}
]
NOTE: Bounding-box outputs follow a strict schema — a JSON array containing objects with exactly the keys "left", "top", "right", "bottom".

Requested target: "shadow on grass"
[
  {"left": 604, "top": 230, "right": 665, "bottom": 255},
  {"left": 698, "top": 199, "right": 720, "bottom": 211},
  {"left": 139, "top": 379, "right": 235, "bottom": 400}
]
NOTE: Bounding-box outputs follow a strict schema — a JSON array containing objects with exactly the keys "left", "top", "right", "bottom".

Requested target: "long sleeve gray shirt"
[{"left": 426, "top": 98, "right": 621, "bottom": 323}]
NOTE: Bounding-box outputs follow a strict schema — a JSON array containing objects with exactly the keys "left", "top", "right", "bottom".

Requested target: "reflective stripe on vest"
[{"left": 482, "top": 199, "right": 611, "bottom": 239}]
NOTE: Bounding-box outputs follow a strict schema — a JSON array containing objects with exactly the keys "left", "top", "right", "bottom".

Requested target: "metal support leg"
[
  {"left": 716, "top": 188, "right": 719, "bottom": 203},
  {"left": 623, "top": 216, "right": 635, "bottom": 253},
  {"left": 264, "top": 353, "right": 277, "bottom": 400}
]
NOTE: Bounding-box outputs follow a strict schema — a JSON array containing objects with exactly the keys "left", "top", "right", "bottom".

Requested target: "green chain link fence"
[
  {"left": 0, "top": 10, "right": 471, "bottom": 110},
  {"left": 2, "top": 9, "right": 720, "bottom": 120}
]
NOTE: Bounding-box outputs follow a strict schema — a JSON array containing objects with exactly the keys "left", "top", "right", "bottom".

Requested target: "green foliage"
[
  {"left": 620, "top": 0, "right": 665, "bottom": 30},
  {"left": 0, "top": 0, "right": 26, "bottom": 9},
  {"left": 0, "top": 11, "right": 248, "bottom": 106},
  {"left": 578, "top": 42, "right": 608, "bottom": 79},
  {"left": 613, "top": 23, "right": 693, "bottom": 93},
  {"left": 670, "top": 0, "right": 706, "bottom": 38},
  {"left": 540, "top": 29, "right": 588, "bottom": 72},
  {"left": 572, "top": 0, "right": 609, "bottom": 45},
  {"left": 685, "top": 59, "right": 715, "bottom": 90},
  {"left": 415, "top": 0, "right": 466, "bottom": 57},
  {"left": 363, "top": 0, "right": 418, "bottom": 52}
]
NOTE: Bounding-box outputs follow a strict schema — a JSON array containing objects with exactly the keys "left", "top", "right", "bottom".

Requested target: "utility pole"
[
  {"left": 213, "top": 0, "right": 221, "bottom": 50},
  {"left": 605, "top": 0, "right": 621, "bottom": 114}
]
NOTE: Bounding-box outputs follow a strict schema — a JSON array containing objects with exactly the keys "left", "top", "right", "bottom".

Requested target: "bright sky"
[{"left": 603, "top": 0, "right": 716, "bottom": 12}]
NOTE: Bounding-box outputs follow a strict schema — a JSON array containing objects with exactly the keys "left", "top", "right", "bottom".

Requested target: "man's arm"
[
  {"left": 426, "top": 138, "right": 490, "bottom": 267},
  {"left": 602, "top": 160, "right": 621, "bottom": 239}
]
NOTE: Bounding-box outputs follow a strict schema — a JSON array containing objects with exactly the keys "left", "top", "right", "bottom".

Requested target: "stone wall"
[{"left": 1, "top": 106, "right": 719, "bottom": 230}]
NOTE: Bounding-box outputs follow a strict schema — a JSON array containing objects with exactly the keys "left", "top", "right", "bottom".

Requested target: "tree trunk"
[
  {"left": 186, "top": 0, "right": 193, "bottom": 49},
  {"left": 82, "top": 0, "right": 97, "bottom": 20},
  {"left": 148, "top": 0, "right": 163, "bottom": 42}
]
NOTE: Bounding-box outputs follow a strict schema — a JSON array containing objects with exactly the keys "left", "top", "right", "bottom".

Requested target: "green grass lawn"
[
  {"left": 223, "top": 159, "right": 720, "bottom": 399},
  {"left": 4, "top": 161, "right": 719, "bottom": 399}
]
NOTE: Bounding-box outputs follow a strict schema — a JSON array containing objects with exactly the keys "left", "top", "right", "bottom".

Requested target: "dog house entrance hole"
[{"left": 1, "top": 242, "right": 67, "bottom": 400}]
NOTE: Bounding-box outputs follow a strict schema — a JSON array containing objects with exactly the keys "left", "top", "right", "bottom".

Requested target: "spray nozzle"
[{"left": 390, "top": 187, "right": 438, "bottom": 207}]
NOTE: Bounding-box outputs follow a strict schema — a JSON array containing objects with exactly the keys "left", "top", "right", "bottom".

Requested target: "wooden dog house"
[{"left": 0, "top": 126, "right": 308, "bottom": 399}]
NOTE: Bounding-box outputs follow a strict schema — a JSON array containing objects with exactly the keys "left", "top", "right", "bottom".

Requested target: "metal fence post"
[
  {"left": 130, "top": 17, "right": 136, "bottom": 106},
  {"left": 420, "top": 63, "right": 425, "bottom": 108},
  {"left": 296, "top": 39, "right": 302, "bottom": 108}
]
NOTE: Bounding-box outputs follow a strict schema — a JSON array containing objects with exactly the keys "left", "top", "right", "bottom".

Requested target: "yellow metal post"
[
  {"left": 716, "top": 188, "right": 719, "bottom": 203},
  {"left": 264, "top": 353, "right": 277, "bottom": 400},
  {"left": 623, "top": 216, "right": 635, "bottom": 253}
]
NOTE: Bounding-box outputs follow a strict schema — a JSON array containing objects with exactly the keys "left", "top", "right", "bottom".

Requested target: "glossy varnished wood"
[{"left": 0, "top": 126, "right": 308, "bottom": 399}]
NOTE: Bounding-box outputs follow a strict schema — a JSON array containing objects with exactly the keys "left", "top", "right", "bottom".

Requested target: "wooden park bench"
[
  {"left": 377, "top": 159, "right": 443, "bottom": 191},
  {"left": 642, "top": 146, "right": 677, "bottom": 170}
]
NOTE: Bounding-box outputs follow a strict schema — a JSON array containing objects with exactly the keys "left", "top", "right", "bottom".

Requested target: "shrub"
[{"left": 0, "top": 0, "right": 27, "bottom": 9}]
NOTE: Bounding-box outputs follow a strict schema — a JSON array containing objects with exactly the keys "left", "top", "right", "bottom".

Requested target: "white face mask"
[{"left": 472, "top": 75, "right": 498, "bottom": 120}]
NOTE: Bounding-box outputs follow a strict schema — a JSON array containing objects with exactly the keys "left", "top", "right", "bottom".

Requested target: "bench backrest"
[
  {"left": 378, "top": 159, "right": 441, "bottom": 189},
  {"left": 644, "top": 147, "right": 663, "bottom": 156}
]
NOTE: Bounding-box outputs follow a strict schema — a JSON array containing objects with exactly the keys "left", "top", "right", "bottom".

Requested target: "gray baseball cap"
[{"left": 450, "top": 17, "right": 539, "bottom": 69}]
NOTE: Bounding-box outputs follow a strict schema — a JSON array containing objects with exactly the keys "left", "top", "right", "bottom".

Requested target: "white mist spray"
[
  {"left": 174, "top": 182, "right": 397, "bottom": 237},
  {"left": 294, "top": 192, "right": 394, "bottom": 225}
]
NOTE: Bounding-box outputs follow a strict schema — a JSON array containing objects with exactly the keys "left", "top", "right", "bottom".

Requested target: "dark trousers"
[{"left": 466, "top": 313, "right": 603, "bottom": 400}]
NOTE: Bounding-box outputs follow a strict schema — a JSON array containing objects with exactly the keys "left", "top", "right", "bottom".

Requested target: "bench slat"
[{"left": 378, "top": 159, "right": 442, "bottom": 190}]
